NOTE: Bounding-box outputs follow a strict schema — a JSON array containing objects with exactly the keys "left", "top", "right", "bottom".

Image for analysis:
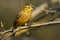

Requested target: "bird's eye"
[{"left": 28, "top": 7, "right": 30, "bottom": 9}]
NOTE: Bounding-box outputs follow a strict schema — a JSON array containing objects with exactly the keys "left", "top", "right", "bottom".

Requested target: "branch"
[
  {"left": 31, "top": 2, "right": 48, "bottom": 19},
  {"left": 1, "top": 21, "right": 60, "bottom": 40}
]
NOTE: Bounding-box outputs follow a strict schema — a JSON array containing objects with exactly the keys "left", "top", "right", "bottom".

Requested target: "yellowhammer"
[{"left": 13, "top": 4, "right": 33, "bottom": 29}]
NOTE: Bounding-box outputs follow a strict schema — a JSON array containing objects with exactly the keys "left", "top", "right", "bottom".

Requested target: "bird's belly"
[{"left": 17, "top": 14, "right": 31, "bottom": 25}]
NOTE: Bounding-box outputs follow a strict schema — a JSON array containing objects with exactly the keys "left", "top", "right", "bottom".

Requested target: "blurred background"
[{"left": 0, "top": 0, "right": 60, "bottom": 40}]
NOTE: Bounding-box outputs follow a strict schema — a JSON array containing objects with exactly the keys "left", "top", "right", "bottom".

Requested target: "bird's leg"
[
  {"left": 25, "top": 23, "right": 31, "bottom": 36},
  {"left": 25, "top": 23, "right": 28, "bottom": 26}
]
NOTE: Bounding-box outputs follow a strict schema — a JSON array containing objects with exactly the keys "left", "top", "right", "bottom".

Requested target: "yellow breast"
[{"left": 17, "top": 11, "right": 31, "bottom": 26}]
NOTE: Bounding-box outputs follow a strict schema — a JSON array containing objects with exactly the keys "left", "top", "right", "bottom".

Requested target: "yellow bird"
[{"left": 13, "top": 4, "right": 33, "bottom": 29}]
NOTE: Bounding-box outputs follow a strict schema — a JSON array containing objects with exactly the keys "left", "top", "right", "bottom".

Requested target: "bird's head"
[{"left": 23, "top": 6, "right": 33, "bottom": 11}]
